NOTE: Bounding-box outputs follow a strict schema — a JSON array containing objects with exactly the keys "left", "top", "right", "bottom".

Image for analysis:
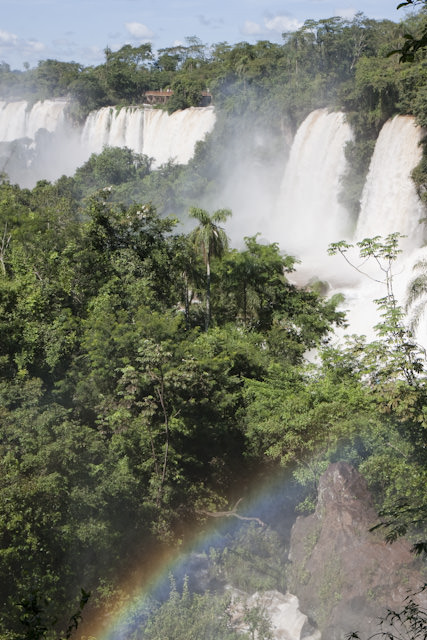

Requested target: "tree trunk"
[{"left": 205, "top": 256, "right": 211, "bottom": 331}]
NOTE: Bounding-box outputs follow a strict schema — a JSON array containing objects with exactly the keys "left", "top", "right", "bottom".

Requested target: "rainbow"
[{"left": 79, "top": 469, "right": 296, "bottom": 640}]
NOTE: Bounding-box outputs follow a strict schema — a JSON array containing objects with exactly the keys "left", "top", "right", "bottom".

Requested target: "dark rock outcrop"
[{"left": 288, "top": 462, "right": 425, "bottom": 640}]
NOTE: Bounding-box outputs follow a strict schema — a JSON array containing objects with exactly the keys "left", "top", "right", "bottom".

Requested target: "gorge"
[{"left": 0, "top": 18, "right": 426, "bottom": 639}]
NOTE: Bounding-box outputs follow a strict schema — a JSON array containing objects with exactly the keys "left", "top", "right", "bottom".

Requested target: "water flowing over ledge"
[{"left": 0, "top": 100, "right": 216, "bottom": 185}]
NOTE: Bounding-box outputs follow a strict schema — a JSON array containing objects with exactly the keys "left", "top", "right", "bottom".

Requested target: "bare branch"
[{"left": 196, "top": 499, "right": 266, "bottom": 527}]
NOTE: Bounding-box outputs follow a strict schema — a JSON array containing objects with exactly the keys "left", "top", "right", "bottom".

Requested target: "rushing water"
[
  {"left": 270, "top": 109, "right": 426, "bottom": 346},
  {"left": 80, "top": 105, "right": 216, "bottom": 165},
  {"left": 0, "top": 100, "right": 216, "bottom": 185},
  {"left": 0, "top": 99, "right": 68, "bottom": 141},
  {"left": 356, "top": 115, "right": 425, "bottom": 250},
  {"left": 274, "top": 109, "right": 353, "bottom": 262}
]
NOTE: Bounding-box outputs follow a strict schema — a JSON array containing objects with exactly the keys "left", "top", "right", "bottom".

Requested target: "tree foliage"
[{"left": 0, "top": 13, "right": 427, "bottom": 640}]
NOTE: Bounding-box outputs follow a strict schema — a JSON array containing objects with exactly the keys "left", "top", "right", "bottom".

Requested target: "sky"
[{"left": 0, "top": 0, "right": 417, "bottom": 70}]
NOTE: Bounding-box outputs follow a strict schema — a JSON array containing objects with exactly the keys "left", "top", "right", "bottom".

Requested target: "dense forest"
[{"left": 0, "top": 6, "right": 426, "bottom": 640}]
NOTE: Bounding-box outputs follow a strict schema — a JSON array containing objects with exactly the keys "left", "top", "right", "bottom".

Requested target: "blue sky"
[{"left": 0, "top": 0, "right": 416, "bottom": 70}]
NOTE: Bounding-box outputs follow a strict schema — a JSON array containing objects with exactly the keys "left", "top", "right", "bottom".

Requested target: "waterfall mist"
[
  {"left": 0, "top": 100, "right": 426, "bottom": 346},
  {"left": 207, "top": 123, "right": 289, "bottom": 247}
]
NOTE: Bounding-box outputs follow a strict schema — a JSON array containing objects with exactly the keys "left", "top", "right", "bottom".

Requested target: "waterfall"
[
  {"left": 335, "top": 116, "right": 426, "bottom": 346},
  {"left": 141, "top": 106, "right": 216, "bottom": 166},
  {"left": 80, "top": 106, "right": 145, "bottom": 156},
  {"left": 0, "top": 99, "right": 67, "bottom": 141},
  {"left": 269, "top": 109, "right": 427, "bottom": 346},
  {"left": 356, "top": 115, "right": 425, "bottom": 250},
  {"left": 273, "top": 109, "right": 353, "bottom": 263},
  {"left": 0, "top": 101, "right": 216, "bottom": 186},
  {"left": 80, "top": 104, "right": 216, "bottom": 166}
]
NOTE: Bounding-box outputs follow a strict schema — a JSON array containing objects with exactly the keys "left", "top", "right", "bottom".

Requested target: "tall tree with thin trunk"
[{"left": 189, "top": 207, "right": 231, "bottom": 330}]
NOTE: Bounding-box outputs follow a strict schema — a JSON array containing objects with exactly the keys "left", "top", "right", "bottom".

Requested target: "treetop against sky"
[{"left": 0, "top": 0, "right": 415, "bottom": 70}]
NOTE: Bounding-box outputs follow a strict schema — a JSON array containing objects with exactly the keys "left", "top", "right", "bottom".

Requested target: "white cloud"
[
  {"left": 242, "top": 15, "right": 302, "bottom": 38},
  {"left": 242, "top": 20, "right": 263, "bottom": 36},
  {"left": 336, "top": 7, "right": 357, "bottom": 19},
  {"left": 125, "top": 22, "right": 154, "bottom": 40},
  {"left": 264, "top": 15, "right": 302, "bottom": 33},
  {"left": 0, "top": 29, "right": 19, "bottom": 47},
  {"left": 0, "top": 29, "right": 45, "bottom": 60},
  {"left": 28, "top": 39, "right": 45, "bottom": 52}
]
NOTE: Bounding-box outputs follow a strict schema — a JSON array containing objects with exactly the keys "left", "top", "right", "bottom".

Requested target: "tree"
[
  {"left": 347, "top": 585, "right": 427, "bottom": 640},
  {"left": 189, "top": 207, "right": 231, "bottom": 330},
  {"left": 328, "top": 234, "right": 425, "bottom": 385},
  {"left": 389, "top": 1, "right": 427, "bottom": 61},
  {"left": 329, "top": 234, "right": 427, "bottom": 557},
  {"left": 405, "top": 257, "right": 427, "bottom": 331}
]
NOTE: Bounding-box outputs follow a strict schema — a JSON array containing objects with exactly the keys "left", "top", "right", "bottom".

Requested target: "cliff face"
[{"left": 288, "top": 462, "right": 425, "bottom": 640}]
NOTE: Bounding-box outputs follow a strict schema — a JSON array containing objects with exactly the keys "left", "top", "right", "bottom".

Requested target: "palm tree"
[{"left": 189, "top": 206, "right": 231, "bottom": 330}]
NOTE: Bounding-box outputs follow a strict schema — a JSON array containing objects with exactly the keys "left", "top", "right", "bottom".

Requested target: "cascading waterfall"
[
  {"left": 0, "top": 99, "right": 79, "bottom": 186},
  {"left": 273, "top": 109, "right": 353, "bottom": 264},
  {"left": 80, "top": 104, "right": 216, "bottom": 166},
  {"left": 356, "top": 115, "right": 425, "bottom": 250},
  {"left": 0, "top": 99, "right": 68, "bottom": 141},
  {"left": 141, "top": 106, "right": 216, "bottom": 165},
  {"left": 80, "top": 106, "right": 145, "bottom": 156},
  {"left": 337, "top": 115, "right": 425, "bottom": 345},
  {"left": 0, "top": 100, "right": 216, "bottom": 185},
  {"left": 353, "top": 115, "right": 427, "bottom": 342},
  {"left": 271, "top": 109, "right": 426, "bottom": 347}
]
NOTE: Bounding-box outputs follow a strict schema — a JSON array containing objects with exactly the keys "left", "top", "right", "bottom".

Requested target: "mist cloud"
[{"left": 125, "top": 22, "right": 155, "bottom": 40}]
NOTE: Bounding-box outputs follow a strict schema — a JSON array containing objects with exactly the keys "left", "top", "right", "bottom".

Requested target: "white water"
[
  {"left": 0, "top": 100, "right": 216, "bottom": 185},
  {"left": 0, "top": 99, "right": 68, "bottom": 141},
  {"left": 356, "top": 115, "right": 425, "bottom": 250},
  {"left": 78, "top": 104, "right": 216, "bottom": 166},
  {"left": 267, "top": 109, "right": 426, "bottom": 347},
  {"left": 273, "top": 109, "right": 353, "bottom": 265},
  {"left": 141, "top": 106, "right": 216, "bottom": 166},
  {"left": 346, "top": 115, "right": 426, "bottom": 345},
  {"left": 228, "top": 588, "right": 320, "bottom": 640}
]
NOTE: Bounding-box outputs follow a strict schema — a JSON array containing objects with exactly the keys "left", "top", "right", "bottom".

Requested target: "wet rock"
[{"left": 288, "top": 462, "right": 425, "bottom": 639}]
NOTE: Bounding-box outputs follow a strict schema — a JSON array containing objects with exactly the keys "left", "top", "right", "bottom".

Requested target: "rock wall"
[{"left": 288, "top": 462, "right": 425, "bottom": 640}]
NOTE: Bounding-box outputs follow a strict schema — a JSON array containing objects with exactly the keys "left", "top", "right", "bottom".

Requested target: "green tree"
[
  {"left": 390, "top": 1, "right": 427, "bottom": 62},
  {"left": 405, "top": 256, "right": 427, "bottom": 331},
  {"left": 142, "top": 578, "right": 239, "bottom": 640},
  {"left": 189, "top": 207, "right": 231, "bottom": 330}
]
